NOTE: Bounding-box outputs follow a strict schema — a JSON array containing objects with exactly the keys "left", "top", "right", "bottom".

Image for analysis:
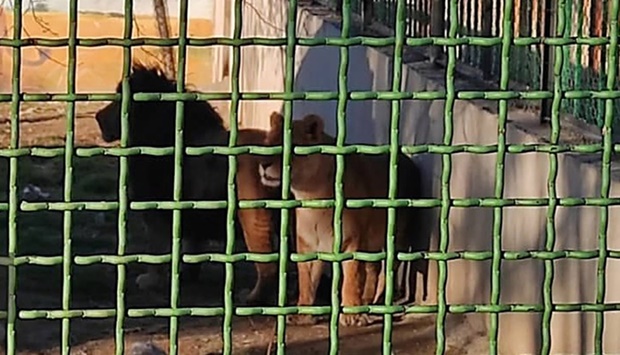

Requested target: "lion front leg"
[
  {"left": 287, "top": 259, "right": 324, "bottom": 326},
  {"left": 362, "top": 261, "right": 382, "bottom": 304},
  {"left": 287, "top": 232, "right": 324, "bottom": 326},
  {"left": 340, "top": 258, "right": 370, "bottom": 327},
  {"left": 236, "top": 156, "right": 279, "bottom": 306}
]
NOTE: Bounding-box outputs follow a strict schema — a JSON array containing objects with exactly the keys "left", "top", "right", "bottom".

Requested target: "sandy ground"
[{"left": 0, "top": 101, "right": 106, "bottom": 147}]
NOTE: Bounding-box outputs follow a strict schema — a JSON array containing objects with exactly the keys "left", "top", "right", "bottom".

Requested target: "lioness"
[{"left": 259, "top": 112, "right": 425, "bottom": 326}]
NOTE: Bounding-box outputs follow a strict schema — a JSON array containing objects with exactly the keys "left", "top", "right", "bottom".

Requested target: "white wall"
[{"left": 224, "top": 0, "right": 620, "bottom": 353}]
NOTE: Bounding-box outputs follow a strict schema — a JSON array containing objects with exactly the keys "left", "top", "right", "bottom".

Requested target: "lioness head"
[{"left": 259, "top": 112, "right": 327, "bottom": 189}]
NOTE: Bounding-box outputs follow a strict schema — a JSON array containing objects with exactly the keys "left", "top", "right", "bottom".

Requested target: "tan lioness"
[{"left": 259, "top": 112, "right": 425, "bottom": 327}]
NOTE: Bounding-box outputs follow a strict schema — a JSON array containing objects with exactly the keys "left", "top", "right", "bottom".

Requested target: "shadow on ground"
[
  {"left": 27, "top": 314, "right": 469, "bottom": 355},
  {"left": 0, "top": 154, "right": 280, "bottom": 352}
]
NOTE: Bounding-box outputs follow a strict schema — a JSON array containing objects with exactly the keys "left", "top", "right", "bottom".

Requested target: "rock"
[{"left": 130, "top": 341, "right": 167, "bottom": 355}]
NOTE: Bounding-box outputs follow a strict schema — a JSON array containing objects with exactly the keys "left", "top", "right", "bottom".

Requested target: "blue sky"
[{"left": 1, "top": 0, "right": 214, "bottom": 19}]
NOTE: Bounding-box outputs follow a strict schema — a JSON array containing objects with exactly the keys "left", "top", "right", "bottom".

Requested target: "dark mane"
[
  {"left": 94, "top": 60, "right": 285, "bottom": 301},
  {"left": 121, "top": 62, "right": 228, "bottom": 202},
  {"left": 124, "top": 62, "right": 226, "bottom": 146}
]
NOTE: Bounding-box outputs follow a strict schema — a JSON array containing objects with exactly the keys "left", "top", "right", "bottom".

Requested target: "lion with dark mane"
[{"left": 94, "top": 63, "right": 278, "bottom": 305}]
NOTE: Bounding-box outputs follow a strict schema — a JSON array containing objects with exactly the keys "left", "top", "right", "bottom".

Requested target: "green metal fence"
[{"left": 0, "top": 0, "right": 619, "bottom": 354}]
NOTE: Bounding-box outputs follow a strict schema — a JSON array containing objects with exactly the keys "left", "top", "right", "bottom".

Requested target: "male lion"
[
  {"left": 94, "top": 63, "right": 278, "bottom": 305},
  {"left": 259, "top": 112, "right": 428, "bottom": 327}
]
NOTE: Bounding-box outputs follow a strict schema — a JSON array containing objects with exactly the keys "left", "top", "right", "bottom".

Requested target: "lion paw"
[
  {"left": 339, "top": 313, "right": 371, "bottom": 327},
  {"left": 286, "top": 314, "right": 318, "bottom": 326},
  {"left": 135, "top": 272, "right": 160, "bottom": 290}
]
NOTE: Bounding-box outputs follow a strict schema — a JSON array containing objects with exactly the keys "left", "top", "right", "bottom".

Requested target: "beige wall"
[{"left": 219, "top": 0, "right": 620, "bottom": 353}]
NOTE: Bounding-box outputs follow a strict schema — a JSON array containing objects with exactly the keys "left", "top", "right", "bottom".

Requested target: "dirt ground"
[
  {"left": 0, "top": 101, "right": 108, "bottom": 147},
  {"left": 0, "top": 11, "right": 214, "bottom": 94},
  {"left": 0, "top": 103, "right": 481, "bottom": 354}
]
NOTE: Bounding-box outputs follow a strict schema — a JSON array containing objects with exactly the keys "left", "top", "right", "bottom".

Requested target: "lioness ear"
[
  {"left": 302, "top": 114, "right": 324, "bottom": 140},
  {"left": 270, "top": 111, "right": 284, "bottom": 130}
]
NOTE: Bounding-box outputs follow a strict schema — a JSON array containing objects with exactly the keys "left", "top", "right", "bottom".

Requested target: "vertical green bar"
[
  {"left": 541, "top": 0, "right": 566, "bottom": 351},
  {"left": 382, "top": 0, "right": 405, "bottom": 352},
  {"left": 222, "top": 0, "right": 242, "bottom": 353},
  {"left": 169, "top": 0, "right": 189, "bottom": 353},
  {"left": 435, "top": 0, "right": 458, "bottom": 351},
  {"left": 488, "top": 0, "right": 513, "bottom": 352},
  {"left": 114, "top": 1, "right": 133, "bottom": 354},
  {"left": 276, "top": 0, "right": 298, "bottom": 352},
  {"left": 5, "top": 1, "right": 22, "bottom": 354},
  {"left": 61, "top": 1, "right": 79, "bottom": 353},
  {"left": 595, "top": 0, "right": 618, "bottom": 351},
  {"left": 330, "top": 0, "right": 350, "bottom": 354}
]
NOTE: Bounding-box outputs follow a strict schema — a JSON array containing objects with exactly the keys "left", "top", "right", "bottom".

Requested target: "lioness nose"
[{"left": 260, "top": 161, "right": 272, "bottom": 169}]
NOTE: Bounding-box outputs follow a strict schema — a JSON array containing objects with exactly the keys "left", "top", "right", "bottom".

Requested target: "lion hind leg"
[{"left": 238, "top": 208, "right": 278, "bottom": 305}]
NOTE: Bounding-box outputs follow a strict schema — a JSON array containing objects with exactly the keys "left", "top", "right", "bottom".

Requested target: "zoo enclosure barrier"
[
  {"left": 321, "top": 0, "right": 620, "bottom": 129},
  {"left": 0, "top": 0, "right": 619, "bottom": 354}
]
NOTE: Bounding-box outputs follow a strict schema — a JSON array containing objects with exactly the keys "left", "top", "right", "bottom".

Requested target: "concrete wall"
[{"left": 221, "top": 0, "right": 620, "bottom": 353}]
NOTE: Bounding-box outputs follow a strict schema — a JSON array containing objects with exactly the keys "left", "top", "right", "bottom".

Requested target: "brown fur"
[
  {"left": 94, "top": 63, "right": 278, "bottom": 305},
  {"left": 259, "top": 112, "right": 426, "bottom": 327},
  {"left": 228, "top": 128, "right": 281, "bottom": 305}
]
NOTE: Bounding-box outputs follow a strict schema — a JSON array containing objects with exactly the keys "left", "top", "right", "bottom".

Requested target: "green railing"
[
  {"left": 327, "top": 0, "right": 620, "bottom": 129},
  {"left": 0, "top": 0, "right": 619, "bottom": 354}
]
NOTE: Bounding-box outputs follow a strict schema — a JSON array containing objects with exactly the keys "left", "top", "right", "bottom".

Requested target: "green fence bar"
[
  {"left": 168, "top": 0, "right": 190, "bottom": 353},
  {"left": 331, "top": 0, "right": 350, "bottom": 352},
  {"left": 384, "top": 0, "right": 406, "bottom": 352},
  {"left": 60, "top": 0, "right": 79, "bottom": 353},
  {"left": 596, "top": 0, "right": 619, "bottom": 352},
  {"left": 223, "top": 0, "right": 242, "bottom": 354},
  {"left": 114, "top": 0, "right": 133, "bottom": 353},
  {"left": 5, "top": 0, "right": 22, "bottom": 354}
]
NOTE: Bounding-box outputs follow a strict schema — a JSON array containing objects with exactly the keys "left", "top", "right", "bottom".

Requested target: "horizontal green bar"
[
  {"left": 0, "top": 36, "right": 610, "bottom": 48},
  {"left": 2, "top": 250, "right": 619, "bottom": 268},
  {"left": 3, "top": 197, "right": 620, "bottom": 214},
  {"left": 11, "top": 302, "right": 620, "bottom": 321},
  {"left": 0, "top": 89, "right": 618, "bottom": 103},
  {"left": 0, "top": 143, "right": 616, "bottom": 160}
]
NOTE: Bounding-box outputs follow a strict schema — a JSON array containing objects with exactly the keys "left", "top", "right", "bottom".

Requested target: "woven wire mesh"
[{"left": 0, "top": 0, "right": 619, "bottom": 354}]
